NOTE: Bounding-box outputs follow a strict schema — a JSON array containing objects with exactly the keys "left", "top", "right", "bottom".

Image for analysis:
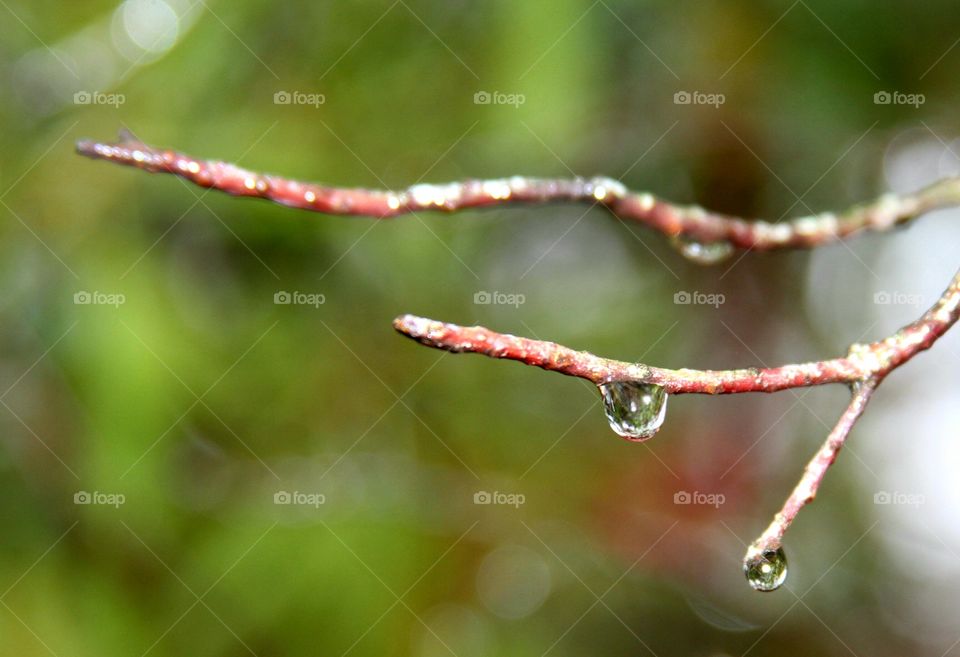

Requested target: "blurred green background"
[{"left": 2, "top": 0, "right": 960, "bottom": 655}]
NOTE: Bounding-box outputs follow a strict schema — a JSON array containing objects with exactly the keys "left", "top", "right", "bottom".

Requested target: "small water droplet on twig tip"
[{"left": 743, "top": 546, "right": 788, "bottom": 592}]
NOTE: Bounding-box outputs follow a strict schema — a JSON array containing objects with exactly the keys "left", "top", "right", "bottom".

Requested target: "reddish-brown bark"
[
  {"left": 393, "top": 270, "right": 960, "bottom": 569},
  {"left": 76, "top": 131, "right": 960, "bottom": 250},
  {"left": 77, "top": 128, "right": 960, "bottom": 587},
  {"left": 393, "top": 267, "right": 960, "bottom": 393}
]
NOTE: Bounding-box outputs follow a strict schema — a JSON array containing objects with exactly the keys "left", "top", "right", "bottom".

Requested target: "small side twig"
[
  {"left": 747, "top": 378, "right": 876, "bottom": 557},
  {"left": 76, "top": 131, "right": 960, "bottom": 251}
]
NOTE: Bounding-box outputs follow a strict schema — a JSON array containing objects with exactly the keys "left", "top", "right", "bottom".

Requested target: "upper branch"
[
  {"left": 393, "top": 267, "right": 960, "bottom": 394},
  {"left": 76, "top": 131, "right": 960, "bottom": 251}
]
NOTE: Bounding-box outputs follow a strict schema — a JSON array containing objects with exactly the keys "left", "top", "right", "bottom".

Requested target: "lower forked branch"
[
  {"left": 394, "top": 269, "right": 960, "bottom": 587},
  {"left": 76, "top": 131, "right": 960, "bottom": 251}
]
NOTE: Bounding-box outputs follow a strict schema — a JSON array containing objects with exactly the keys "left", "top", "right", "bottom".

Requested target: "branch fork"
[{"left": 393, "top": 266, "right": 960, "bottom": 569}]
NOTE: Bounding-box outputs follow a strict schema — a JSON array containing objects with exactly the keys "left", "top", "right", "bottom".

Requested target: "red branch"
[
  {"left": 76, "top": 131, "right": 960, "bottom": 251},
  {"left": 393, "top": 268, "right": 960, "bottom": 393},
  {"left": 394, "top": 269, "right": 960, "bottom": 570}
]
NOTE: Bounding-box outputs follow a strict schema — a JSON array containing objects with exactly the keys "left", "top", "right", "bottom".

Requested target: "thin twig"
[
  {"left": 747, "top": 379, "right": 876, "bottom": 558},
  {"left": 76, "top": 131, "right": 960, "bottom": 250}
]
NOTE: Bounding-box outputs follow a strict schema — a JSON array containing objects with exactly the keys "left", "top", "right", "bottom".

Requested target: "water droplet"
[
  {"left": 743, "top": 546, "right": 788, "bottom": 592},
  {"left": 670, "top": 235, "right": 735, "bottom": 265},
  {"left": 598, "top": 381, "right": 668, "bottom": 441}
]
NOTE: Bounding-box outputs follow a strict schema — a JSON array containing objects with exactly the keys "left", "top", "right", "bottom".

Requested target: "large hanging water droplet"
[
  {"left": 598, "top": 381, "right": 668, "bottom": 441},
  {"left": 743, "top": 546, "right": 788, "bottom": 592},
  {"left": 670, "top": 235, "right": 735, "bottom": 265}
]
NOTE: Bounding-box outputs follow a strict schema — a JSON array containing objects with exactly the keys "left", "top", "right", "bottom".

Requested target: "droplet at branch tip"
[{"left": 743, "top": 544, "right": 788, "bottom": 592}]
